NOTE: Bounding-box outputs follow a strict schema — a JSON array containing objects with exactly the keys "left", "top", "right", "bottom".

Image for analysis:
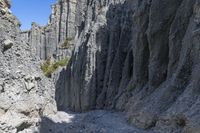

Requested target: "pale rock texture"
[
  {"left": 0, "top": 0, "right": 56, "bottom": 132},
  {"left": 20, "top": 0, "right": 77, "bottom": 60}
]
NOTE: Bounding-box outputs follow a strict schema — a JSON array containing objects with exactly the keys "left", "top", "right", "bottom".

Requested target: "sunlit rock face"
[
  {"left": 55, "top": 0, "right": 200, "bottom": 132},
  {"left": 0, "top": 0, "right": 56, "bottom": 132},
  {"left": 20, "top": 0, "right": 77, "bottom": 60}
]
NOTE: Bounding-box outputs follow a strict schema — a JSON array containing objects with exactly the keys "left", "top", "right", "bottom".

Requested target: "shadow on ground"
[
  {"left": 39, "top": 113, "right": 78, "bottom": 133},
  {"left": 39, "top": 117, "right": 69, "bottom": 133},
  {"left": 38, "top": 110, "right": 148, "bottom": 133}
]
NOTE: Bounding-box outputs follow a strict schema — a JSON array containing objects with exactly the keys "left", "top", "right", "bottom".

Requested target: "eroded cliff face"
[
  {"left": 0, "top": 0, "right": 56, "bottom": 132},
  {"left": 2, "top": 0, "right": 200, "bottom": 132},
  {"left": 21, "top": 0, "right": 77, "bottom": 60},
  {"left": 56, "top": 0, "right": 200, "bottom": 132}
]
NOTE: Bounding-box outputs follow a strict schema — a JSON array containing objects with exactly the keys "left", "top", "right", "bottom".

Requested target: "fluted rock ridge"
[
  {"left": 21, "top": 0, "right": 77, "bottom": 60},
  {"left": 1, "top": 0, "right": 200, "bottom": 132},
  {"left": 55, "top": 0, "right": 200, "bottom": 132}
]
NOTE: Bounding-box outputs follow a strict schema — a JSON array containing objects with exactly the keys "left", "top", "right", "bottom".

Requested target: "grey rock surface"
[
  {"left": 55, "top": 0, "right": 200, "bottom": 132},
  {"left": 0, "top": 0, "right": 56, "bottom": 132},
  {"left": 1, "top": 0, "right": 200, "bottom": 132},
  {"left": 20, "top": 0, "right": 77, "bottom": 60},
  {"left": 2, "top": 39, "right": 13, "bottom": 51},
  {"left": 40, "top": 110, "right": 149, "bottom": 133}
]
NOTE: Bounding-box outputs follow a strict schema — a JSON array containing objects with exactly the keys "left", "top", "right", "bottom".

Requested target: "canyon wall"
[
  {"left": 21, "top": 0, "right": 77, "bottom": 60},
  {"left": 56, "top": 0, "right": 200, "bottom": 132},
  {"left": 0, "top": 0, "right": 56, "bottom": 132},
  {"left": 1, "top": 0, "right": 200, "bottom": 132}
]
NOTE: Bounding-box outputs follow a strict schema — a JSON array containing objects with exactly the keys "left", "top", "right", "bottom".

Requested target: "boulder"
[{"left": 3, "top": 39, "right": 13, "bottom": 51}]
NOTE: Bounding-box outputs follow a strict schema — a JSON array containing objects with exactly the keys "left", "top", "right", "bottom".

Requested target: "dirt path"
[{"left": 39, "top": 110, "right": 150, "bottom": 133}]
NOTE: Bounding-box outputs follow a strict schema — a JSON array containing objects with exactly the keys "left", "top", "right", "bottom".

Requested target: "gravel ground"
[{"left": 39, "top": 110, "right": 150, "bottom": 133}]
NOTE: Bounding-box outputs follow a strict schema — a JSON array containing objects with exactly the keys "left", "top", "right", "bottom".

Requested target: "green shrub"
[
  {"left": 41, "top": 57, "right": 51, "bottom": 74},
  {"left": 41, "top": 58, "right": 69, "bottom": 78},
  {"left": 60, "top": 37, "right": 73, "bottom": 49}
]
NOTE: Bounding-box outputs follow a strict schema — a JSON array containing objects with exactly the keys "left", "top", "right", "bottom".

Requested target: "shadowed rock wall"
[{"left": 56, "top": 0, "right": 200, "bottom": 132}]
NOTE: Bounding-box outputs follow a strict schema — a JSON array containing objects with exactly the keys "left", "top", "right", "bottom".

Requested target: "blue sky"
[{"left": 11, "top": 0, "right": 56, "bottom": 30}]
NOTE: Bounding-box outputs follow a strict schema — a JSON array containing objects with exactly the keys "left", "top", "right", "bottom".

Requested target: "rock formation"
[
  {"left": 1, "top": 0, "right": 200, "bottom": 132},
  {"left": 21, "top": 0, "right": 77, "bottom": 60},
  {"left": 55, "top": 0, "right": 200, "bottom": 132},
  {"left": 0, "top": 0, "right": 56, "bottom": 132}
]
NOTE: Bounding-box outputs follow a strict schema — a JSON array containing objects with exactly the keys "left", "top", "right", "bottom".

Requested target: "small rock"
[
  {"left": 130, "top": 112, "right": 158, "bottom": 129},
  {"left": 34, "top": 75, "right": 41, "bottom": 81},
  {"left": 25, "top": 82, "right": 35, "bottom": 91},
  {"left": 3, "top": 39, "right": 13, "bottom": 51}
]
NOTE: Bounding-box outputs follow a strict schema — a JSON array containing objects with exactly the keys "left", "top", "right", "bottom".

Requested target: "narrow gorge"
[{"left": 1, "top": 0, "right": 200, "bottom": 133}]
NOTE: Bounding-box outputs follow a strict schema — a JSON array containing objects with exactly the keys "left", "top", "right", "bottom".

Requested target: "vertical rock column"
[{"left": 20, "top": 0, "right": 77, "bottom": 60}]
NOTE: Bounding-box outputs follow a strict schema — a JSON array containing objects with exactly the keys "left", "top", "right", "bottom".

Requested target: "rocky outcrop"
[
  {"left": 55, "top": 0, "right": 200, "bottom": 132},
  {"left": 0, "top": 1, "right": 56, "bottom": 132},
  {"left": 21, "top": 0, "right": 77, "bottom": 60}
]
